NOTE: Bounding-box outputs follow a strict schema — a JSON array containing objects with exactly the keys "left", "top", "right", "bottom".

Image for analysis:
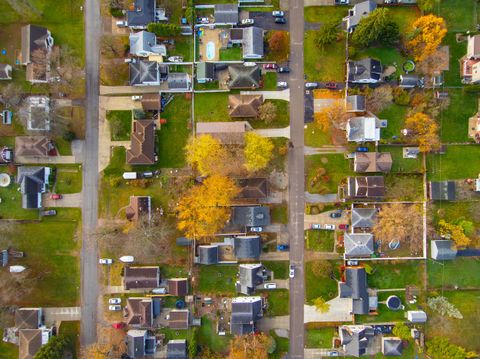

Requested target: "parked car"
[
  {"left": 167, "top": 56, "right": 183, "bottom": 63},
  {"left": 109, "top": 298, "right": 121, "bottom": 304},
  {"left": 325, "top": 82, "right": 338, "bottom": 89},
  {"left": 277, "top": 67, "right": 290, "bottom": 73},
  {"left": 277, "top": 244, "right": 289, "bottom": 251},
  {"left": 116, "top": 20, "right": 128, "bottom": 27},
  {"left": 51, "top": 194, "right": 62, "bottom": 200},
  {"left": 289, "top": 265, "right": 295, "bottom": 278},
  {"left": 108, "top": 305, "right": 122, "bottom": 311},
  {"left": 346, "top": 260, "right": 359, "bottom": 266},
  {"left": 310, "top": 224, "right": 322, "bottom": 229},
  {"left": 241, "top": 18, "right": 255, "bottom": 25},
  {"left": 250, "top": 227, "right": 263, "bottom": 232},
  {"left": 274, "top": 17, "right": 286, "bottom": 24},
  {"left": 339, "top": 224, "right": 349, "bottom": 230},
  {"left": 356, "top": 146, "right": 369, "bottom": 152},
  {"left": 264, "top": 283, "right": 277, "bottom": 289},
  {"left": 152, "top": 288, "right": 167, "bottom": 294},
  {"left": 124, "top": 58, "right": 137, "bottom": 63},
  {"left": 99, "top": 258, "right": 113, "bottom": 265},
  {"left": 41, "top": 210, "right": 56, "bottom": 216},
  {"left": 131, "top": 95, "right": 142, "bottom": 101},
  {"left": 119, "top": 256, "right": 134, "bottom": 263},
  {"left": 327, "top": 351, "right": 339, "bottom": 357},
  {"left": 324, "top": 224, "right": 336, "bottom": 230},
  {"left": 272, "top": 10, "right": 285, "bottom": 17},
  {"left": 277, "top": 81, "right": 288, "bottom": 88},
  {"left": 329, "top": 211, "right": 342, "bottom": 218},
  {"left": 263, "top": 63, "right": 278, "bottom": 70},
  {"left": 197, "top": 17, "right": 209, "bottom": 24},
  {"left": 305, "top": 82, "right": 319, "bottom": 89}
]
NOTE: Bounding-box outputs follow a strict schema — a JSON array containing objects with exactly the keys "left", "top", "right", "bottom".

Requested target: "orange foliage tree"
[
  {"left": 407, "top": 15, "right": 447, "bottom": 63},
  {"left": 404, "top": 112, "right": 440, "bottom": 152},
  {"left": 228, "top": 333, "right": 272, "bottom": 359}
]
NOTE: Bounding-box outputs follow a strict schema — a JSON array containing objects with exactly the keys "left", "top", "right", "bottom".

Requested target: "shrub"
[
  {"left": 147, "top": 23, "right": 181, "bottom": 37},
  {"left": 393, "top": 88, "right": 410, "bottom": 105},
  {"left": 110, "top": 7, "right": 124, "bottom": 18}
]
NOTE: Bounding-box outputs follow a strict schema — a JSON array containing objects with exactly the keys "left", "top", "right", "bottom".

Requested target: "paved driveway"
[
  {"left": 256, "top": 316, "right": 290, "bottom": 332},
  {"left": 304, "top": 210, "right": 348, "bottom": 230},
  {"left": 255, "top": 127, "right": 290, "bottom": 138},
  {"left": 44, "top": 307, "right": 81, "bottom": 326},
  {"left": 241, "top": 89, "right": 290, "bottom": 101},
  {"left": 43, "top": 193, "right": 83, "bottom": 208},
  {"left": 304, "top": 297, "right": 353, "bottom": 322},
  {"left": 101, "top": 96, "right": 143, "bottom": 111},
  {"left": 249, "top": 11, "right": 290, "bottom": 31}
]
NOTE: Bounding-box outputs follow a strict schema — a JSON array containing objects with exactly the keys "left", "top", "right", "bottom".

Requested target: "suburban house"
[
  {"left": 399, "top": 74, "right": 424, "bottom": 88},
  {"left": 232, "top": 206, "right": 271, "bottom": 228},
  {"left": 344, "top": 233, "right": 374, "bottom": 258},
  {"left": 430, "top": 240, "right": 457, "bottom": 260},
  {"left": 167, "top": 72, "right": 192, "bottom": 91},
  {"left": 126, "top": 329, "right": 157, "bottom": 358},
  {"left": 26, "top": 96, "right": 50, "bottom": 131},
  {"left": 127, "top": 0, "right": 155, "bottom": 29},
  {"left": 429, "top": 181, "right": 456, "bottom": 201},
  {"left": 19, "top": 329, "right": 51, "bottom": 359},
  {"left": 343, "top": 0, "right": 377, "bottom": 33},
  {"left": 126, "top": 297, "right": 155, "bottom": 328},
  {"left": 15, "top": 308, "right": 42, "bottom": 330},
  {"left": 346, "top": 95, "right": 366, "bottom": 113},
  {"left": 126, "top": 196, "right": 152, "bottom": 222},
  {"left": 168, "top": 278, "right": 189, "bottom": 296},
  {"left": 214, "top": 4, "right": 239, "bottom": 25},
  {"left": 348, "top": 58, "right": 383, "bottom": 84},
  {"left": 196, "top": 62, "right": 216, "bottom": 83},
  {"left": 353, "top": 152, "right": 392, "bottom": 173},
  {"left": 196, "top": 121, "right": 252, "bottom": 145},
  {"left": 236, "top": 263, "right": 264, "bottom": 295},
  {"left": 233, "top": 235, "right": 262, "bottom": 259},
  {"left": 15, "top": 136, "right": 55, "bottom": 158},
  {"left": 124, "top": 266, "right": 160, "bottom": 290},
  {"left": 141, "top": 93, "right": 162, "bottom": 112},
  {"left": 230, "top": 296, "right": 264, "bottom": 335},
  {"left": 229, "top": 28, "right": 244, "bottom": 45},
  {"left": 236, "top": 177, "right": 269, "bottom": 202},
  {"left": 228, "top": 65, "right": 261, "bottom": 89},
  {"left": 242, "top": 27, "right": 264, "bottom": 59},
  {"left": 346, "top": 176, "right": 385, "bottom": 200},
  {"left": 16, "top": 167, "right": 50, "bottom": 209},
  {"left": 0, "top": 63, "right": 12, "bottom": 80},
  {"left": 130, "top": 61, "right": 165, "bottom": 86},
  {"left": 382, "top": 337, "right": 403, "bottom": 357},
  {"left": 339, "top": 267, "right": 376, "bottom": 315},
  {"left": 339, "top": 325, "right": 376, "bottom": 357},
  {"left": 461, "top": 35, "right": 480, "bottom": 83},
  {"left": 351, "top": 207, "right": 377, "bottom": 230},
  {"left": 346, "top": 116, "right": 385, "bottom": 142},
  {"left": 228, "top": 94, "right": 263, "bottom": 118},
  {"left": 129, "top": 31, "right": 166, "bottom": 57},
  {"left": 21, "top": 25, "right": 54, "bottom": 83},
  {"left": 168, "top": 309, "right": 190, "bottom": 330},
  {"left": 196, "top": 235, "right": 262, "bottom": 264},
  {"left": 407, "top": 310, "right": 427, "bottom": 323},
  {"left": 167, "top": 339, "right": 187, "bottom": 359},
  {"left": 126, "top": 120, "right": 156, "bottom": 165}
]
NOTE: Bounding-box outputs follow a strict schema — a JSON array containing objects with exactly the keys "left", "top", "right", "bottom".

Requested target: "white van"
[{"left": 264, "top": 283, "right": 277, "bottom": 289}]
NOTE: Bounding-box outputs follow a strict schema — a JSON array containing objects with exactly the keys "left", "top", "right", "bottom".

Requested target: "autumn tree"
[
  {"left": 352, "top": 8, "right": 399, "bottom": 47},
  {"left": 228, "top": 333, "right": 272, "bottom": 359},
  {"left": 392, "top": 323, "right": 411, "bottom": 341},
  {"left": 49, "top": 45, "right": 85, "bottom": 96},
  {"left": 426, "top": 337, "right": 477, "bottom": 359},
  {"left": 83, "top": 327, "right": 126, "bottom": 359},
  {"left": 404, "top": 112, "right": 440, "bottom": 152},
  {"left": 1, "top": 83, "right": 23, "bottom": 108},
  {"left": 101, "top": 35, "right": 129, "bottom": 59},
  {"left": 315, "top": 19, "right": 341, "bottom": 49},
  {"left": 34, "top": 335, "right": 70, "bottom": 359},
  {"left": 311, "top": 261, "right": 333, "bottom": 279},
  {"left": 417, "top": 0, "right": 437, "bottom": 13},
  {"left": 267, "top": 31, "right": 290, "bottom": 61},
  {"left": 372, "top": 203, "right": 423, "bottom": 254},
  {"left": 177, "top": 175, "right": 239, "bottom": 238},
  {"left": 314, "top": 100, "right": 349, "bottom": 132},
  {"left": 407, "top": 15, "right": 447, "bottom": 63},
  {"left": 197, "top": 347, "right": 223, "bottom": 359},
  {"left": 366, "top": 85, "right": 393, "bottom": 114},
  {"left": 437, "top": 220, "right": 471, "bottom": 247},
  {"left": 313, "top": 297, "right": 330, "bottom": 313},
  {"left": 244, "top": 132, "right": 274, "bottom": 173},
  {"left": 416, "top": 46, "right": 449, "bottom": 77},
  {"left": 186, "top": 134, "right": 230, "bottom": 176},
  {"left": 258, "top": 101, "right": 277, "bottom": 124}
]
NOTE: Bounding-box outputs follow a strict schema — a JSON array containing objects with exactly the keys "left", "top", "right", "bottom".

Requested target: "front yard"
[
  {"left": 304, "top": 6, "right": 347, "bottom": 23},
  {"left": 305, "top": 230, "right": 335, "bottom": 252},
  {"left": 259, "top": 289, "right": 289, "bottom": 316},
  {"left": 305, "top": 260, "right": 340, "bottom": 303},
  {"left": 305, "top": 327, "right": 336, "bottom": 348},
  {"left": 427, "top": 145, "right": 480, "bottom": 181},
  {"left": 54, "top": 165, "right": 83, "bottom": 194},
  {"left": 107, "top": 110, "right": 132, "bottom": 141},
  {"left": 305, "top": 154, "right": 354, "bottom": 194},
  {"left": 304, "top": 31, "right": 345, "bottom": 82}
]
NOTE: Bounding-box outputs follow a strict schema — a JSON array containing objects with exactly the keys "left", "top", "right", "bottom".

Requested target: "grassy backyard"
[
  {"left": 378, "top": 104, "right": 408, "bottom": 141},
  {"left": 427, "top": 145, "right": 480, "bottom": 181},
  {"left": 304, "top": 6, "right": 347, "bottom": 23},
  {"left": 197, "top": 317, "right": 231, "bottom": 353},
  {"left": 428, "top": 258, "right": 480, "bottom": 289},
  {"left": 384, "top": 174, "right": 424, "bottom": 202},
  {"left": 197, "top": 265, "right": 237, "bottom": 295},
  {"left": 378, "top": 146, "right": 423, "bottom": 173},
  {"left": 439, "top": 89, "right": 477, "bottom": 142},
  {"left": 305, "top": 260, "right": 340, "bottom": 303},
  {"left": 305, "top": 154, "right": 354, "bottom": 194},
  {"left": 436, "top": 0, "right": 479, "bottom": 31},
  {"left": 441, "top": 32, "right": 467, "bottom": 86},
  {"left": 219, "top": 46, "right": 242, "bottom": 61},
  {"left": 430, "top": 201, "right": 480, "bottom": 228},
  {"left": 305, "top": 31, "right": 345, "bottom": 82},
  {"left": 107, "top": 110, "right": 132, "bottom": 141},
  {"left": 367, "top": 261, "right": 424, "bottom": 289},
  {"left": 305, "top": 230, "right": 335, "bottom": 252}
]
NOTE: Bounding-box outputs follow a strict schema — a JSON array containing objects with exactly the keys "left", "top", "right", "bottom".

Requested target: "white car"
[
  {"left": 109, "top": 298, "right": 121, "bottom": 304},
  {"left": 241, "top": 18, "right": 254, "bottom": 25},
  {"left": 168, "top": 56, "right": 183, "bottom": 63},
  {"left": 116, "top": 20, "right": 127, "bottom": 27},
  {"left": 198, "top": 17, "right": 209, "bottom": 24},
  {"left": 99, "top": 258, "right": 113, "bottom": 265},
  {"left": 131, "top": 95, "right": 142, "bottom": 101},
  {"left": 310, "top": 224, "right": 322, "bottom": 229},
  {"left": 346, "top": 260, "right": 359, "bottom": 266},
  {"left": 152, "top": 287, "right": 167, "bottom": 294},
  {"left": 124, "top": 58, "right": 137, "bottom": 63},
  {"left": 289, "top": 265, "right": 295, "bottom": 278},
  {"left": 324, "top": 224, "right": 336, "bottom": 230},
  {"left": 305, "top": 82, "right": 319, "bottom": 89},
  {"left": 108, "top": 305, "right": 121, "bottom": 311},
  {"left": 264, "top": 283, "right": 277, "bottom": 289},
  {"left": 250, "top": 227, "right": 263, "bottom": 232},
  {"left": 277, "top": 81, "right": 288, "bottom": 88},
  {"left": 272, "top": 11, "right": 285, "bottom": 17},
  {"left": 119, "top": 255, "right": 135, "bottom": 263}
]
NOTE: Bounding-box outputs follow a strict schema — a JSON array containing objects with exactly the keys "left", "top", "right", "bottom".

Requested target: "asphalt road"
[
  {"left": 287, "top": 0, "right": 306, "bottom": 358},
  {"left": 80, "top": 0, "right": 101, "bottom": 347}
]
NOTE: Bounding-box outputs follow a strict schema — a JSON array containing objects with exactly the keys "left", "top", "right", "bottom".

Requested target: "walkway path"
[
  {"left": 241, "top": 89, "right": 290, "bottom": 101},
  {"left": 255, "top": 126, "right": 290, "bottom": 138},
  {"left": 256, "top": 316, "right": 290, "bottom": 332},
  {"left": 304, "top": 145, "right": 347, "bottom": 155}
]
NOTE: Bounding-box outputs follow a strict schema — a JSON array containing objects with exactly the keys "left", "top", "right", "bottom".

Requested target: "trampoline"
[
  {"left": 0, "top": 173, "right": 11, "bottom": 188},
  {"left": 386, "top": 295, "right": 402, "bottom": 311}
]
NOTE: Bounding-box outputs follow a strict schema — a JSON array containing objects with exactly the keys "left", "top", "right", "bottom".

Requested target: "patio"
[{"left": 198, "top": 28, "right": 229, "bottom": 62}]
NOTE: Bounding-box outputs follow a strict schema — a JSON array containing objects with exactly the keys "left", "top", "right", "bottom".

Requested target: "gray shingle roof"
[
  {"left": 234, "top": 236, "right": 262, "bottom": 259},
  {"left": 214, "top": 4, "right": 239, "bottom": 24},
  {"left": 339, "top": 267, "right": 370, "bottom": 315},
  {"left": 129, "top": 61, "right": 159, "bottom": 85},
  {"left": 17, "top": 167, "right": 49, "bottom": 209},
  {"left": 232, "top": 206, "right": 270, "bottom": 227},
  {"left": 346, "top": 95, "right": 366, "bottom": 112},
  {"left": 127, "top": 329, "right": 147, "bottom": 358},
  {"left": 345, "top": 0, "right": 377, "bottom": 30},
  {"left": 431, "top": 240, "right": 457, "bottom": 260},
  {"left": 340, "top": 325, "right": 375, "bottom": 357},
  {"left": 198, "top": 245, "right": 219, "bottom": 264},
  {"left": 382, "top": 337, "right": 403, "bottom": 356},
  {"left": 167, "top": 72, "right": 191, "bottom": 90},
  {"left": 197, "top": 62, "right": 216, "bottom": 80},
  {"left": 242, "top": 27, "right": 264, "bottom": 58},
  {"left": 127, "top": 0, "right": 155, "bottom": 27},
  {"left": 430, "top": 181, "right": 456, "bottom": 201},
  {"left": 228, "top": 65, "right": 261, "bottom": 89},
  {"left": 167, "top": 339, "right": 187, "bottom": 359},
  {"left": 348, "top": 58, "right": 382, "bottom": 82},
  {"left": 236, "top": 263, "right": 263, "bottom": 295},
  {"left": 230, "top": 296, "right": 263, "bottom": 335},
  {"left": 129, "top": 31, "right": 166, "bottom": 56},
  {"left": 351, "top": 208, "right": 377, "bottom": 228},
  {"left": 344, "top": 233, "right": 374, "bottom": 258}
]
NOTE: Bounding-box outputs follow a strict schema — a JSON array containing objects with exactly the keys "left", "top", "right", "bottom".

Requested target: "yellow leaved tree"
[
  {"left": 404, "top": 112, "right": 440, "bottom": 152},
  {"left": 407, "top": 14, "right": 447, "bottom": 63},
  {"left": 228, "top": 333, "right": 272, "bottom": 359},
  {"left": 438, "top": 220, "right": 471, "bottom": 248},
  {"left": 244, "top": 132, "right": 274, "bottom": 173},
  {"left": 185, "top": 134, "right": 228, "bottom": 176}
]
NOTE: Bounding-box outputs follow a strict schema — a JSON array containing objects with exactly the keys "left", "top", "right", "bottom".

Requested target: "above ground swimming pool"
[{"left": 206, "top": 41, "right": 215, "bottom": 60}]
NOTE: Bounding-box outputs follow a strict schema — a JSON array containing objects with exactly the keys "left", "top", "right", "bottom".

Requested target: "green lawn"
[
  {"left": 305, "top": 154, "right": 354, "bottom": 194},
  {"left": 428, "top": 258, "right": 480, "bottom": 289},
  {"left": 264, "top": 261, "right": 289, "bottom": 280},
  {"left": 427, "top": 145, "right": 480, "bottom": 181},
  {"left": 436, "top": 0, "right": 478, "bottom": 31},
  {"left": 219, "top": 46, "right": 242, "bottom": 61},
  {"left": 269, "top": 330, "right": 289, "bottom": 359},
  {"left": 0, "top": 342, "right": 17, "bottom": 359},
  {"left": 379, "top": 146, "right": 423, "bottom": 173},
  {"left": 305, "top": 31, "right": 345, "bottom": 82},
  {"left": 367, "top": 261, "right": 424, "bottom": 289},
  {"left": 267, "top": 137, "right": 289, "bottom": 173},
  {"left": 384, "top": 174, "right": 424, "bottom": 201},
  {"left": 306, "top": 328, "right": 336, "bottom": 348},
  {"left": 356, "top": 291, "right": 415, "bottom": 324},
  {"left": 197, "top": 317, "right": 231, "bottom": 353},
  {"left": 430, "top": 201, "right": 480, "bottom": 227},
  {"left": 55, "top": 165, "right": 82, "bottom": 194},
  {"left": 107, "top": 110, "right": 132, "bottom": 141},
  {"left": 59, "top": 321, "right": 80, "bottom": 359},
  {"left": 259, "top": 289, "right": 289, "bottom": 316},
  {"left": 270, "top": 204, "right": 288, "bottom": 224},
  {"left": 304, "top": 6, "right": 347, "bottom": 23},
  {"left": 442, "top": 33, "right": 468, "bottom": 86},
  {"left": 304, "top": 123, "right": 333, "bottom": 146},
  {"left": 378, "top": 104, "right": 408, "bottom": 141},
  {"left": 158, "top": 94, "right": 191, "bottom": 168},
  {"left": 439, "top": 89, "right": 477, "bottom": 142},
  {"left": 249, "top": 100, "right": 290, "bottom": 129},
  {"left": 263, "top": 72, "right": 277, "bottom": 90},
  {"left": 197, "top": 265, "right": 237, "bottom": 295},
  {"left": 387, "top": 6, "right": 420, "bottom": 34},
  {"left": 0, "top": 168, "right": 39, "bottom": 220},
  {"left": 305, "top": 230, "right": 335, "bottom": 252},
  {"left": 305, "top": 260, "right": 340, "bottom": 303}
]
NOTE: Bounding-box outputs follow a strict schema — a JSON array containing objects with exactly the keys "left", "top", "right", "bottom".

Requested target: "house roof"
[
  {"left": 126, "top": 297, "right": 153, "bottom": 327},
  {"left": 382, "top": 337, "right": 403, "bottom": 356},
  {"left": 237, "top": 177, "right": 269, "bottom": 200},
  {"left": 168, "top": 278, "right": 189, "bottom": 296},
  {"left": 196, "top": 121, "right": 252, "bottom": 145},
  {"left": 234, "top": 235, "right": 262, "bottom": 259},
  {"left": 214, "top": 4, "right": 239, "bottom": 24},
  {"left": 129, "top": 61, "right": 159, "bottom": 85},
  {"left": 354, "top": 152, "right": 392, "bottom": 173},
  {"left": 407, "top": 310, "right": 427, "bottom": 323},
  {"left": 141, "top": 93, "right": 161, "bottom": 111},
  {"left": 129, "top": 31, "right": 165, "bottom": 56},
  {"left": 21, "top": 25, "right": 53, "bottom": 82},
  {"left": 346, "top": 95, "right": 366, "bottom": 113},
  {"left": 348, "top": 58, "right": 382, "bottom": 82},
  {"left": 230, "top": 28, "right": 244, "bottom": 41},
  {"left": 127, "top": 0, "right": 155, "bottom": 27},
  {"left": 399, "top": 74, "right": 423, "bottom": 88},
  {"left": 17, "top": 167, "right": 49, "bottom": 209},
  {"left": 339, "top": 267, "right": 369, "bottom": 314},
  {"left": 168, "top": 309, "right": 189, "bottom": 329},
  {"left": 167, "top": 339, "right": 187, "bottom": 359},
  {"left": 236, "top": 263, "right": 263, "bottom": 295},
  {"left": 124, "top": 266, "right": 160, "bottom": 290},
  {"left": 19, "top": 329, "right": 43, "bottom": 359},
  {"left": 351, "top": 208, "right": 377, "bottom": 229},
  {"left": 197, "top": 62, "right": 216, "bottom": 80},
  {"left": 197, "top": 245, "right": 219, "bottom": 265},
  {"left": 127, "top": 329, "right": 147, "bottom": 358},
  {"left": 430, "top": 181, "right": 456, "bottom": 201},
  {"left": 168, "top": 72, "right": 191, "bottom": 90},
  {"left": 15, "top": 308, "right": 41, "bottom": 330},
  {"left": 431, "top": 240, "right": 457, "bottom": 260},
  {"left": 339, "top": 325, "right": 375, "bottom": 357},
  {"left": 242, "top": 26, "right": 264, "bottom": 58},
  {"left": 228, "top": 65, "right": 261, "bottom": 89},
  {"left": 15, "top": 136, "right": 52, "bottom": 157},
  {"left": 347, "top": 176, "right": 385, "bottom": 199},
  {"left": 346, "top": 0, "right": 377, "bottom": 29},
  {"left": 228, "top": 94, "right": 263, "bottom": 118},
  {"left": 230, "top": 296, "right": 263, "bottom": 335},
  {"left": 347, "top": 116, "right": 380, "bottom": 142},
  {"left": 232, "top": 206, "right": 270, "bottom": 227},
  {"left": 126, "top": 196, "right": 152, "bottom": 221},
  {"left": 0, "top": 63, "right": 12, "bottom": 80},
  {"left": 467, "top": 35, "right": 480, "bottom": 58},
  {"left": 127, "top": 120, "right": 156, "bottom": 165},
  {"left": 344, "top": 233, "right": 374, "bottom": 258}
]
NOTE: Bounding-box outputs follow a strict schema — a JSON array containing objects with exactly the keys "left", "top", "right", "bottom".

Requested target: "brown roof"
[
  {"left": 21, "top": 25, "right": 51, "bottom": 82},
  {"left": 168, "top": 309, "right": 189, "bottom": 329},
  {"left": 126, "top": 196, "right": 151, "bottom": 221},
  {"left": 141, "top": 93, "right": 161, "bottom": 111},
  {"left": 196, "top": 121, "right": 252, "bottom": 145},
  {"left": 354, "top": 152, "right": 392, "bottom": 173},
  {"left": 228, "top": 94, "right": 263, "bottom": 118},
  {"left": 126, "top": 297, "right": 153, "bottom": 327},
  {"left": 124, "top": 266, "right": 160, "bottom": 290},
  {"left": 168, "top": 278, "right": 189, "bottom": 296},
  {"left": 15, "top": 308, "right": 41, "bottom": 330},
  {"left": 19, "top": 329, "right": 43, "bottom": 359},
  {"left": 348, "top": 176, "right": 385, "bottom": 199},
  {"left": 127, "top": 120, "right": 156, "bottom": 165},
  {"left": 237, "top": 178, "right": 269, "bottom": 200},
  {"left": 15, "top": 136, "right": 52, "bottom": 157},
  {"left": 230, "top": 28, "right": 244, "bottom": 41}
]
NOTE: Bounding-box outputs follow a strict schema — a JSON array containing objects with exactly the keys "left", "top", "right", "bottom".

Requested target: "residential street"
[
  {"left": 81, "top": 0, "right": 101, "bottom": 347},
  {"left": 288, "top": 0, "right": 306, "bottom": 357}
]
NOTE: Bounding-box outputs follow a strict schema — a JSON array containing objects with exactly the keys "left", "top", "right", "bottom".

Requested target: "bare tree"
[
  {"left": 258, "top": 102, "right": 277, "bottom": 124},
  {"left": 101, "top": 35, "right": 128, "bottom": 59},
  {"left": 1, "top": 83, "right": 23, "bottom": 109},
  {"left": 366, "top": 85, "right": 393, "bottom": 114}
]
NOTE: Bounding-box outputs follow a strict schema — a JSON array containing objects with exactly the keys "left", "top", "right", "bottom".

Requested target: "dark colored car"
[
  {"left": 275, "top": 17, "right": 286, "bottom": 24},
  {"left": 277, "top": 244, "right": 289, "bottom": 251},
  {"left": 329, "top": 211, "right": 342, "bottom": 218},
  {"left": 356, "top": 146, "right": 369, "bottom": 152},
  {"left": 263, "top": 63, "right": 278, "bottom": 70},
  {"left": 41, "top": 210, "right": 57, "bottom": 216},
  {"left": 325, "top": 82, "right": 338, "bottom": 89},
  {"left": 277, "top": 67, "right": 290, "bottom": 73}
]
